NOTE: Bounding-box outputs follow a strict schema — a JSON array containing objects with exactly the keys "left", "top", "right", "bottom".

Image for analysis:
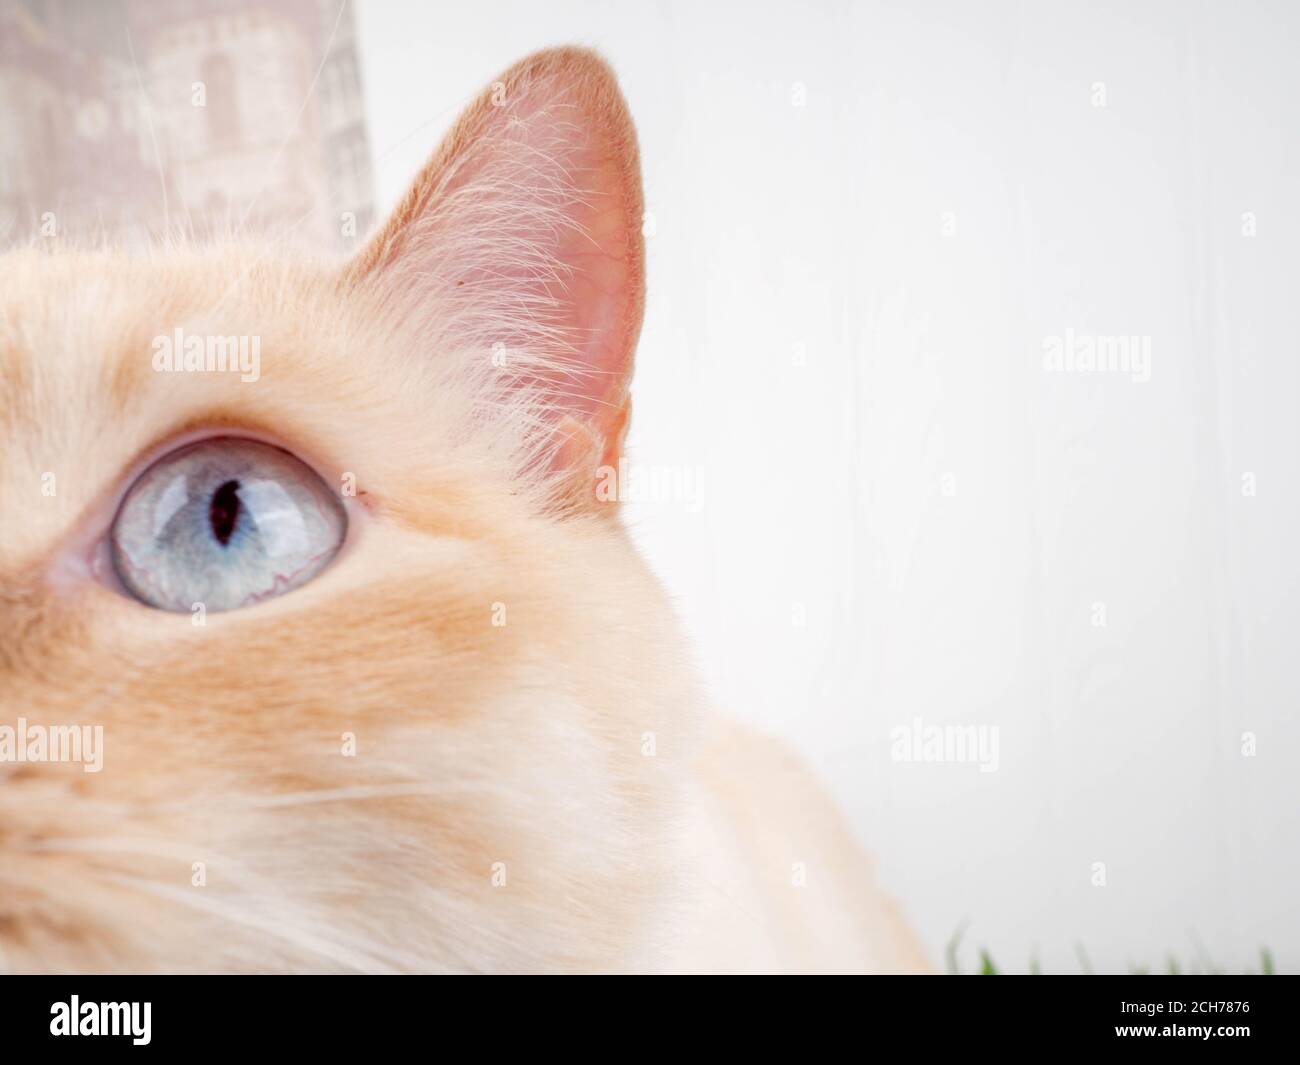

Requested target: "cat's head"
[{"left": 0, "top": 47, "right": 695, "bottom": 972}]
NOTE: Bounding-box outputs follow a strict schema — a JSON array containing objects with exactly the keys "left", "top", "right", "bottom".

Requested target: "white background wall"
[{"left": 355, "top": 0, "right": 1299, "bottom": 973}]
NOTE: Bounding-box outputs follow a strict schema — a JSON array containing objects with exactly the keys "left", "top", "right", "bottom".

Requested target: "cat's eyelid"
[{"left": 111, "top": 425, "right": 352, "bottom": 519}]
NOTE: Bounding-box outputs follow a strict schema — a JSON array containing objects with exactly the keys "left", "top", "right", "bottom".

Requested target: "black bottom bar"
[{"left": 0, "top": 974, "right": 1292, "bottom": 1052}]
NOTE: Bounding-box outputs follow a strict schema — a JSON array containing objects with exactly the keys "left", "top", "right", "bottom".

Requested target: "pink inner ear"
[
  {"left": 354, "top": 48, "right": 645, "bottom": 464},
  {"left": 451, "top": 75, "right": 645, "bottom": 431},
  {"left": 544, "top": 149, "right": 641, "bottom": 421}
]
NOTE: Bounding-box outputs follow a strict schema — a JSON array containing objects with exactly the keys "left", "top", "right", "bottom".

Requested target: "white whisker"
[
  {"left": 218, "top": 781, "right": 445, "bottom": 810},
  {"left": 104, "top": 874, "right": 443, "bottom": 974}
]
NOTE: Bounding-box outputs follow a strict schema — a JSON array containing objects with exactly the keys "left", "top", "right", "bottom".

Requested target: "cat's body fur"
[{"left": 0, "top": 47, "right": 928, "bottom": 973}]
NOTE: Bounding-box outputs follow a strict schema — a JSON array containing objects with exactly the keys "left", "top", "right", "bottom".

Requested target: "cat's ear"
[{"left": 342, "top": 47, "right": 644, "bottom": 498}]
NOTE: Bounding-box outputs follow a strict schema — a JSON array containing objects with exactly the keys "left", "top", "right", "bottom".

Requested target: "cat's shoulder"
[{"left": 664, "top": 713, "right": 933, "bottom": 973}]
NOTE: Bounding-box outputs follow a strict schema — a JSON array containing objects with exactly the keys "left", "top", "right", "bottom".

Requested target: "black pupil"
[{"left": 209, "top": 480, "right": 242, "bottom": 546}]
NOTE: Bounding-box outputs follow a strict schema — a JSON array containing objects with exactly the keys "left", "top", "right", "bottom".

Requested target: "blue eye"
[{"left": 110, "top": 437, "right": 347, "bottom": 613}]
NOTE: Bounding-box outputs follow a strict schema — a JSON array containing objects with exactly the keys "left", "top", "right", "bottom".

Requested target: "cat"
[{"left": 0, "top": 46, "right": 929, "bottom": 973}]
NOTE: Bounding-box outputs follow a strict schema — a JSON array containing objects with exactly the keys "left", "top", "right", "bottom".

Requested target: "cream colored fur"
[{"left": 0, "top": 47, "right": 929, "bottom": 973}]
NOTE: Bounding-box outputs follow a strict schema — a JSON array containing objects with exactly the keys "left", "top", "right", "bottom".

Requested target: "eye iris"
[
  {"left": 209, "top": 479, "right": 241, "bottom": 546},
  {"left": 109, "top": 437, "right": 347, "bottom": 613}
]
